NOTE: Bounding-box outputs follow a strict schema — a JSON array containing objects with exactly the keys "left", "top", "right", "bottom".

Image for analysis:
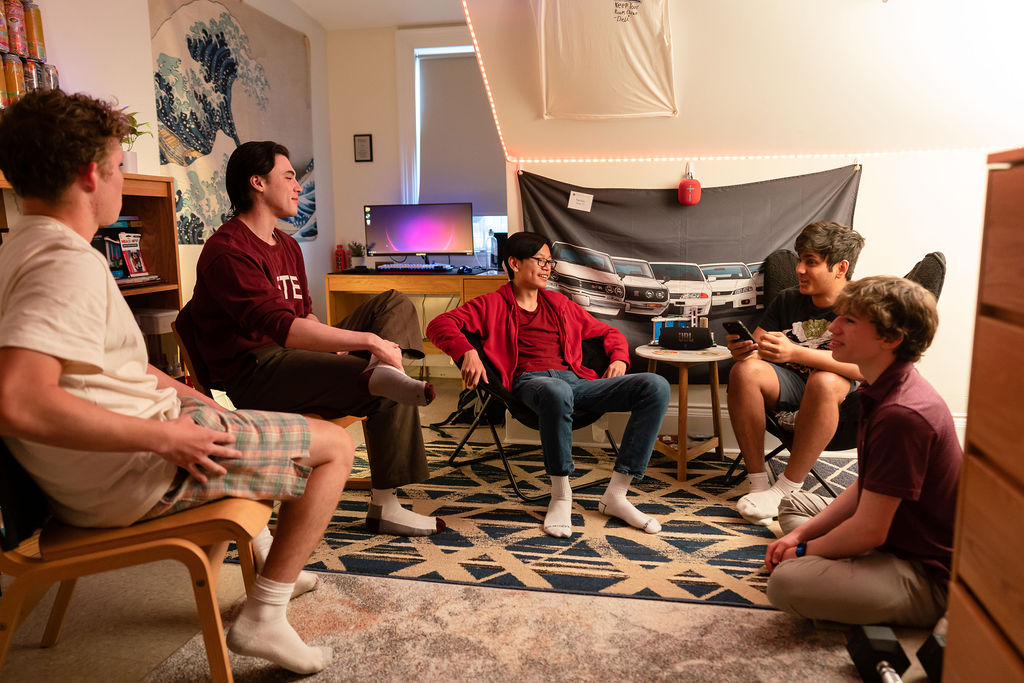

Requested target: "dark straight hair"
[
  {"left": 502, "top": 231, "right": 552, "bottom": 281},
  {"left": 225, "top": 140, "right": 290, "bottom": 216}
]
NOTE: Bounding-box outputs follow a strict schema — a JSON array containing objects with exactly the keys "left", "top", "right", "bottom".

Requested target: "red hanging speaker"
[{"left": 678, "top": 161, "right": 701, "bottom": 205}]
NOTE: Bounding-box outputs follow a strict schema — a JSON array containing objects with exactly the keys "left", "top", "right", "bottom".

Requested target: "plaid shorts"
[{"left": 139, "top": 397, "right": 312, "bottom": 520}]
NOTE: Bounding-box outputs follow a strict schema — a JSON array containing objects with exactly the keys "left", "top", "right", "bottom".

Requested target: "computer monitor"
[{"left": 363, "top": 203, "right": 474, "bottom": 257}]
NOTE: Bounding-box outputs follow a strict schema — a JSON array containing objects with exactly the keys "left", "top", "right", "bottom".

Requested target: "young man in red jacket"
[
  {"left": 765, "top": 276, "right": 961, "bottom": 627},
  {"left": 427, "top": 232, "right": 670, "bottom": 538}
]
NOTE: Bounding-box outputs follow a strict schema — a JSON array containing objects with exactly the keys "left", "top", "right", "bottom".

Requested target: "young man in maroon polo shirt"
[{"left": 764, "top": 276, "right": 961, "bottom": 627}]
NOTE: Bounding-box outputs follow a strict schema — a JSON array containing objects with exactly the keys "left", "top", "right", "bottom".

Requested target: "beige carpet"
[{"left": 144, "top": 571, "right": 861, "bottom": 682}]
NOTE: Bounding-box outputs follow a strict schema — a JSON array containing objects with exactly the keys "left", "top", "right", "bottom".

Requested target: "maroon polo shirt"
[{"left": 856, "top": 360, "right": 962, "bottom": 587}]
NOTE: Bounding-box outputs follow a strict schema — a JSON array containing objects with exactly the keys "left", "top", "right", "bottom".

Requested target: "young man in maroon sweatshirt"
[{"left": 189, "top": 141, "right": 444, "bottom": 537}]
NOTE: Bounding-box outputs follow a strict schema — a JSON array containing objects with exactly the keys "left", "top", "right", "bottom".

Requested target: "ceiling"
[{"left": 291, "top": 0, "right": 467, "bottom": 31}]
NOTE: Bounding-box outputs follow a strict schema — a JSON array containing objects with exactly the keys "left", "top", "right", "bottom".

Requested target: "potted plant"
[
  {"left": 348, "top": 241, "right": 366, "bottom": 268},
  {"left": 120, "top": 108, "right": 152, "bottom": 174}
]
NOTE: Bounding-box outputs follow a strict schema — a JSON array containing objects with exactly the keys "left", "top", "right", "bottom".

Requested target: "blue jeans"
[{"left": 511, "top": 370, "right": 671, "bottom": 477}]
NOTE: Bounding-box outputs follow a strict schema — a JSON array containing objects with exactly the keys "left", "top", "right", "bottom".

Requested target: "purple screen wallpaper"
[{"left": 364, "top": 203, "right": 474, "bottom": 256}]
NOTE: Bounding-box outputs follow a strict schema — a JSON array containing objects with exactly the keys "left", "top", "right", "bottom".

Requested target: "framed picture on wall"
[{"left": 354, "top": 134, "right": 373, "bottom": 162}]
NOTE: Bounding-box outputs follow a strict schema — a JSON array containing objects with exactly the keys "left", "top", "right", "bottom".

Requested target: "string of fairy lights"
[{"left": 461, "top": 0, "right": 1019, "bottom": 167}]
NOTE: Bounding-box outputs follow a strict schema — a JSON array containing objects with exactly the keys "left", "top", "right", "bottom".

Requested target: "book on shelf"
[
  {"left": 101, "top": 236, "right": 127, "bottom": 278},
  {"left": 106, "top": 215, "right": 144, "bottom": 229},
  {"left": 118, "top": 232, "right": 149, "bottom": 276},
  {"left": 116, "top": 274, "right": 162, "bottom": 289}
]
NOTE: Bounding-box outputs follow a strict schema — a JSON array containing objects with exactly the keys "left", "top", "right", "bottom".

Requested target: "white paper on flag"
[{"left": 537, "top": 0, "right": 676, "bottom": 119}]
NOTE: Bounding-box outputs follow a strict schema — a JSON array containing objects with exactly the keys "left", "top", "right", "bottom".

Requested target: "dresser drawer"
[
  {"left": 979, "top": 164, "right": 1024, "bottom": 315},
  {"left": 952, "top": 456, "right": 1024, "bottom": 655},
  {"left": 945, "top": 582, "right": 1024, "bottom": 682},
  {"left": 966, "top": 316, "right": 1024, "bottom": 483}
]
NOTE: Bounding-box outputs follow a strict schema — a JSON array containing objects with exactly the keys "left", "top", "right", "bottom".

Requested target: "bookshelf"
[{"left": 0, "top": 171, "right": 183, "bottom": 312}]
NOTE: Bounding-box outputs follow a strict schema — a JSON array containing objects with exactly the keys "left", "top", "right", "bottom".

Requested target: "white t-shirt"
[{"left": 0, "top": 215, "right": 179, "bottom": 527}]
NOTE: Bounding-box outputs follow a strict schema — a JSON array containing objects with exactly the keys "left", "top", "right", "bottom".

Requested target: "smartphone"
[{"left": 722, "top": 320, "right": 756, "bottom": 344}]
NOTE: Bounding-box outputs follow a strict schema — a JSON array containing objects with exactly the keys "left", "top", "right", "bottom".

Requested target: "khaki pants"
[{"left": 766, "top": 491, "right": 947, "bottom": 628}]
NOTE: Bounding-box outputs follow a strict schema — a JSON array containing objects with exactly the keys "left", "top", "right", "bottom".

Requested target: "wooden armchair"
[{"left": 0, "top": 439, "right": 271, "bottom": 683}]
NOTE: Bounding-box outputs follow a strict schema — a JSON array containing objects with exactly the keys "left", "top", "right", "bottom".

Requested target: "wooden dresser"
[{"left": 944, "top": 148, "right": 1024, "bottom": 679}]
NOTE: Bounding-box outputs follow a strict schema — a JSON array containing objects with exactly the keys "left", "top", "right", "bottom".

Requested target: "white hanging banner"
[{"left": 538, "top": 0, "right": 677, "bottom": 120}]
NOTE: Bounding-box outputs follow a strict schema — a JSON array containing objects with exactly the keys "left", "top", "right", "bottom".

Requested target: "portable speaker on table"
[{"left": 658, "top": 326, "right": 714, "bottom": 350}]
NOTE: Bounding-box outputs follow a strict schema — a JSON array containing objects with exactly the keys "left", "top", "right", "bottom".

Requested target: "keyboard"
[{"left": 374, "top": 263, "right": 454, "bottom": 273}]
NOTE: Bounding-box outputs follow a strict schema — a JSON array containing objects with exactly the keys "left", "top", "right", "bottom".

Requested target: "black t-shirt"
[{"left": 758, "top": 286, "right": 836, "bottom": 375}]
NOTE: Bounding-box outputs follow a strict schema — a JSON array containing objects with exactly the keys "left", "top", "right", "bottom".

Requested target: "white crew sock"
[
  {"left": 748, "top": 471, "right": 771, "bottom": 493},
  {"left": 362, "top": 358, "right": 434, "bottom": 406},
  {"left": 598, "top": 471, "right": 661, "bottom": 534},
  {"left": 226, "top": 575, "right": 331, "bottom": 674},
  {"left": 543, "top": 476, "right": 573, "bottom": 538},
  {"left": 366, "top": 488, "right": 445, "bottom": 536},
  {"left": 736, "top": 472, "right": 803, "bottom": 525},
  {"left": 251, "top": 526, "right": 319, "bottom": 598}
]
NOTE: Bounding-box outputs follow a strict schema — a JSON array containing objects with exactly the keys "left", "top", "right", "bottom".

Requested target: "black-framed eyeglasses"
[{"left": 527, "top": 257, "right": 557, "bottom": 269}]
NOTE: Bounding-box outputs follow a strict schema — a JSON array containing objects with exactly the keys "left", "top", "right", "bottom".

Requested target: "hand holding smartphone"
[{"left": 722, "top": 320, "right": 756, "bottom": 344}]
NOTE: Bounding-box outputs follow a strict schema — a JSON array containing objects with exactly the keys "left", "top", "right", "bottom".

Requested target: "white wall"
[
  {"left": 46, "top": 0, "right": 161, "bottom": 175},
  {"left": 45, "top": 0, "right": 335, "bottom": 318},
  {"left": 325, "top": 27, "right": 407, "bottom": 252}
]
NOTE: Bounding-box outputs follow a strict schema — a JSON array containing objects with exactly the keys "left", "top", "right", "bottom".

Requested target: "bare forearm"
[
  {"left": 797, "top": 487, "right": 897, "bottom": 560},
  {"left": 1, "top": 384, "right": 173, "bottom": 454},
  {"left": 802, "top": 516, "right": 887, "bottom": 559},
  {"left": 284, "top": 316, "right": 376, "bottom": 353},
  {"left": 792, "top": 346, "right": 862, "bottom": 379}
]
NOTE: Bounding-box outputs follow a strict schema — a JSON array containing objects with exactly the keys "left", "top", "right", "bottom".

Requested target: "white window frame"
[{"left": 395, "top": 26, "right": 473, "bottom": 205}]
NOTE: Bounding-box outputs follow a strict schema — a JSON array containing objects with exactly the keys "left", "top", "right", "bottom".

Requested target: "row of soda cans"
[{"left": 1, "top": 51, "right": 56, "bottom": 108}]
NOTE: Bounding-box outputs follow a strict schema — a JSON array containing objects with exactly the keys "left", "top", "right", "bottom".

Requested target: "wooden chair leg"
[
  {"left": 190, "top": 568, "right": 233, "bottom": 683},
  {"left": 237, "top": 540, "right": 259, "bottom": 595},
  {"left": 347, "top": 477, "right": 372, "bottom": 490},
  {"left": 0, "top": 579, "right": 31, "bottom": 667},
  {"left": 41, "top": 578, "right": 77, "bottom": 647},
  {"left": 0, "top": 576, "right": 54, "bottom": 646},
  {"left": 169, "top": 541, "right": 233, "bottom": 683},
  {"left": 203, "top": 541, "right": 231, "bottom": 593}
]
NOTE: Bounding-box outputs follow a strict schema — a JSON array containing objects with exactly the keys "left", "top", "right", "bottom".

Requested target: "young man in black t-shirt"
[{"left": 725, "top": 221, "right": 865, "bottom": 525}]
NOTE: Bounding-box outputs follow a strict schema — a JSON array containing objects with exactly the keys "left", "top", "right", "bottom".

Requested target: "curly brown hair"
[
  {"left": 834, "top": 276, "right": 938, "bottom": 363},
  {"left": 0, "top": 90, "right": 130, "bottom": 203}
]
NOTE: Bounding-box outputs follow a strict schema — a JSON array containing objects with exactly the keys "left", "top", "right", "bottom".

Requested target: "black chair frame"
[
  {"left": 447, "top": 333, "right": 617, "bottom": 503},
  {"left": 722, "top": 399, "right": 858, "bottom": 497}
]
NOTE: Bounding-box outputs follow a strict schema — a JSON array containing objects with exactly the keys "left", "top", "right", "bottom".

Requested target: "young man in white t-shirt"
[{"left": 0, "top": 90, "right": 346, "bottom": 675}]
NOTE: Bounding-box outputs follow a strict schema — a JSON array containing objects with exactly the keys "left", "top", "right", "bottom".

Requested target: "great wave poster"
[{"left": 149, "top": 0, "right": 316, "bottom": 244}]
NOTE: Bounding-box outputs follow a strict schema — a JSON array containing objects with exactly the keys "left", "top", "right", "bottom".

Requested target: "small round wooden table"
[{"left": 635, "top": 343, "right": 732, "bottom": 481}]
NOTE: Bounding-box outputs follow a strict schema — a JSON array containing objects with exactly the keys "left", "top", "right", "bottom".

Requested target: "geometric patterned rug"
[{"left": 258, "top": 440, "right": 856, "bottom": 610}]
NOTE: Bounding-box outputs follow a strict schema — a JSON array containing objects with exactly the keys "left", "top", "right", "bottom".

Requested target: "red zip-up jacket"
[{"left": 425, "top": 283, "right": 630, "bottom": 390}]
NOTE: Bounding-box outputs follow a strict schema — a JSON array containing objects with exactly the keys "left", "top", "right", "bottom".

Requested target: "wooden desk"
[
  {"left": 324, "top": 272, "right": 507, "bottom": 348},
  {"left": 635, "top": 344, "right": 731, "bottom": 481}
]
